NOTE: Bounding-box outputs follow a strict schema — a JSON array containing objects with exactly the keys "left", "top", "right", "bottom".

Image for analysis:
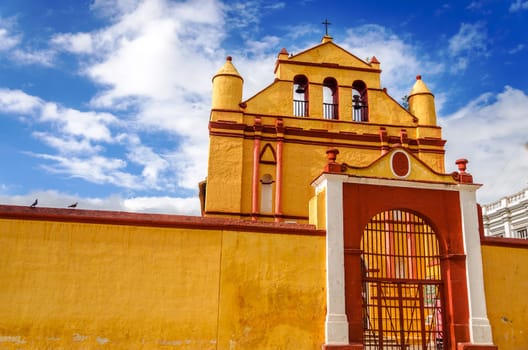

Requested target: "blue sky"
[{"left": 0, "top": 0, "right": 527, "bottom": 214}]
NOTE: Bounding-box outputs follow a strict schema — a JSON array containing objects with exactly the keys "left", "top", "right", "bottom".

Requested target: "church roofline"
[{"left": 274, "top": 40, "right": 380, "bottom": 74}]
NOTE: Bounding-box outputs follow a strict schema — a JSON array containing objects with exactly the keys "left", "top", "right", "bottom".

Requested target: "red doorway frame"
[{"left": 342, "top": 183, "right": 471, "bottom": 348}]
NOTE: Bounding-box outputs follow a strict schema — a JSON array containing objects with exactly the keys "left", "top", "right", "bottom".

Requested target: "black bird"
[
  {"left": 68, "top": 202, "right": 78, "bottom": 208},
  {"left": 30, "top": 199, "right": 38, "bottom": 207}
]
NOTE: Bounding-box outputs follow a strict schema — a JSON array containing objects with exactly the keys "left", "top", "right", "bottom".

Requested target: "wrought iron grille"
[
  {"left": 323, "top": 102, "right": 338, "bottom": 119},
  {"left": 353, "top": 104, "right": 368, "bottom": 122},
  {"left": 361, "top": 209, "right": 445, "bottom": 350},
  {"left": 293, "top": 99, "right": 309, "bottom": 117}
]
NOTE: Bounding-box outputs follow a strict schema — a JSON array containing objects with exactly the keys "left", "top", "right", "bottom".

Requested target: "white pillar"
[
  {"left": 458, "top": 185, "right": 494, "bottom": 344},
  {"left": 322, "top": 174, "right": 349, "bottom": 344}
]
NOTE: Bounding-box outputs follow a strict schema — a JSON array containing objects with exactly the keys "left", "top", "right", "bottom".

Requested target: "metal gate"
[{"left": 361, "top": 209, "right": 446, "bottom": 350}]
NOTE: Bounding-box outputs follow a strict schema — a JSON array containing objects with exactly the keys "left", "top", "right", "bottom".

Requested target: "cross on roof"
[{"left": 322, "top": 19, "right": 331, "bottom": 36}]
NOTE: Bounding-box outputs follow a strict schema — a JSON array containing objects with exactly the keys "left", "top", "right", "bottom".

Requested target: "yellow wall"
[
  {"left": 206, "top": 134, "right": 245, "bottom": 214},
  {"left": 481, "top": 243, "right": 528, "bottom": 350},
  {"left": 0, "top": 217, "right": 325, "bottom": 349}
]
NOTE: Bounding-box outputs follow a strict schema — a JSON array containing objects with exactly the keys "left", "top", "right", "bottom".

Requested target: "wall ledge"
[{"left": 0, "top": 205, "right": 325, "bottom": 236}]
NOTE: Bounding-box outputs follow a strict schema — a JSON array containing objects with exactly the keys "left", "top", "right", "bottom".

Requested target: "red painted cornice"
[{"left": 0, "top": 205, "right": 325, "bottom": 236}]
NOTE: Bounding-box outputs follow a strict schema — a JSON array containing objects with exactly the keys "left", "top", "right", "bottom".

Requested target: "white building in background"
[{"left": 482, "top": 187, "right": 528, "bottom": 238}]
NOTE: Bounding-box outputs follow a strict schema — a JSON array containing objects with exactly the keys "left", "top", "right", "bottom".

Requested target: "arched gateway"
[
  {"left": 318, "top": 171, "right": 496, "bottom": 350},
  {"left": 361, "top": 209, "right": 445, "bottom": 349}
]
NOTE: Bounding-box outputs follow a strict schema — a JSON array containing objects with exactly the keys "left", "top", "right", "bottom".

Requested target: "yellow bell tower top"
[
  {"left": 408, "top": 75, "right": 437, "bottom": 126},
  {"left": 203, "top": 38, "right": 446, "bottom": 223},
  {"left": 211, "top": 56, "right": 243, "bottom": 111}
]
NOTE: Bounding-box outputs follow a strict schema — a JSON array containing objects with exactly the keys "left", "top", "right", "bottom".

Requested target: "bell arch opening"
[{"left": 360, "top": 209, "right": 446, "bottom": 349}]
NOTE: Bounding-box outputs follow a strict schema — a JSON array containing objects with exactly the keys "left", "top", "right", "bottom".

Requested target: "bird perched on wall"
[
  {"left": 30, "top": 199, "right": 38, "bottom": 207},
  {"left": 68, "top": 202, "right": 78, "bottom": 208}
]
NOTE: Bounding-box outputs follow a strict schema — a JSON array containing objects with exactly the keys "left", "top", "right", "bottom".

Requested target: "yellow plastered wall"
[
  {"left": 0, "top": 218, "right": 325, "bottom": 349},
  {"left": 481, "top": 244, "right": 528, "bottom": 350},
  {"left": 309, "top": 188, "right": 326, "bottom": 230},
  {"left": 205, "top": 134, "right": 245, "bottom": 214}
]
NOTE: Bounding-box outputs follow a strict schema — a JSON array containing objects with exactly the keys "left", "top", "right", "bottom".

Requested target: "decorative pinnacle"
[
  {"left": 326, "top": 148, "right": 339, "bottom": 163},
  {"left": 456, "top": 158, "right": 468, "bottom": 173}
]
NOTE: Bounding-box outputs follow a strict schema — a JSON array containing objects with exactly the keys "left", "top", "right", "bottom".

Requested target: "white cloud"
[
  {"left": 245, "top": 35, "right": 281, "bottom": 56},
  {"left": 449, "top": 22, "right": 487, "bottom": 55},
  {"left": 441, "top": 86, "right": 528, "bottom": 203},
  {"left": 0, "top": 88, "right": 172, "bottom": 191},
  {"left": 0, "top": 17, "right": 57, "bottom": 66},
  {"left": 11, "top": 48, "right": 55, "bottom": 66},
  {"left": 467, "top": 1, "right": 483, "bottom": 10},
  {"left": 340, "top": 24, "right": 444, "bottom": 103},
  {"left": 125, "top": 135, "right": 170, "bottom": 189},
  {"left": 0, "top": 27, "right": 21, "bottom": 51},
  {"left": 32, "top": 132, "right": 103, "bottom": 154},
  {"left": 283, "top": 24, "right": 319, "bottom": 40},
  {"left": 51, "top": 32, "right": 94, "bottom": 54},
  {"left": 508, "top": 43, "right": 525, "bottom": 54},
  {"left": 509, "top": 0, "right": 528, "bottom": 12},
  {"left": 224, "top": 1, "right": 261, "bottom": 29},
  {"left": 123, "top": 196, "right": 200, "bottom": 215},
  {"left": 90, "top": 0, "right": 142, "bottom": 19},
  {"left": 447, "top": 22, "right": 488, "bottom": 72},
  {"left": 40, "top": 103, "right": 118, "bottom": 142},
  {"left": 33, "top": 153, "right": 141, "bottom": 188},
  {"left": 44, "top": 0, "right": 230, "bottom": 194},
  {"left": 0, "top": 88, "right": 42, "bottom": 115},
  {"left": 0, "top": 190, "right": 200, "bottom": 215},
  {"left": 74, "top": 0, "right": 224, "bottom": 111}
]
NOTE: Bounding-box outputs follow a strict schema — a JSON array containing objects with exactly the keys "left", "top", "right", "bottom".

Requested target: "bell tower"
[{"left": 203, "top": 37, "right": 447, "bottom": 222}]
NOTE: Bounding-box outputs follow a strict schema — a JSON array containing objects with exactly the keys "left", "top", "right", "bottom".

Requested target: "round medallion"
[{"left": 391, "top": 151, "right": 410, "bottom": 178}]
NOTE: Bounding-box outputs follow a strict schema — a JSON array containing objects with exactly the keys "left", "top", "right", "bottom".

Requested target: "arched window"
[
  {"left": 352, "top": 80, "right": 368, "bottom": 122},
  {"left": 260, "top": 173, "right": 274, "bottom": 213},
  {"left": 323, "top": 77, "right": 338, "bottom": 119},
  {"left": 293, "top": 75, "right": 308, "bottom": 117}
]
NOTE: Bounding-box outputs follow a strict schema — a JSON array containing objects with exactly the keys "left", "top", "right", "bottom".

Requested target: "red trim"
[
  {"left": 205, "top": 210, "right": 308, "bottom": 221},
  {"left": 0, "top": 205, "right": 323, "bottom": 236},
  {"left": 275, "top": 139, "right": 284, "bottom": 221},
  {"left": 209, "top": 120, "right": 246, "bottom": 130},
  {"left": 251, "top": 136, "right": 261, "bottom": 219},
  {"left": 208, "top": 132, "right": 446, "bottom": 155},
  {"left": 211, "top": 117, "right": 443, "bottom": 133},
  {"left": 477, "top": 204, "right": 528, "bottom": 248},
  {"left": 342, "top": 184, "right": 471, "bottom": 346},
  {"left": 340, "top": 146, "right": 455, "bottom": 182},
  {"left": 212, "top": 72, "right": 243, "bottom": 80},
  {"left": 259, "top": 143, "right": 277, "bottom": 163},
  {"left": 210, "top": 121, "right": 447, "bottom": 148},
  {"left": 480, "top": 236, "right": 528, "bottom": 248},
  {"left": 457, "top": 344, "right": 498, "bottom": 350},
  {"left": 322, "top": 345, "right": 362, "bottom": 350}
]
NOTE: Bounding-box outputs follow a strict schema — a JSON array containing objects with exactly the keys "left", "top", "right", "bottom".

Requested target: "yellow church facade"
[
  {"left": 1, "top": 36, "right": 527, "bottom": 350},
  {"left": 204, "top": 35, "right": 444, "bottom": 222}
]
